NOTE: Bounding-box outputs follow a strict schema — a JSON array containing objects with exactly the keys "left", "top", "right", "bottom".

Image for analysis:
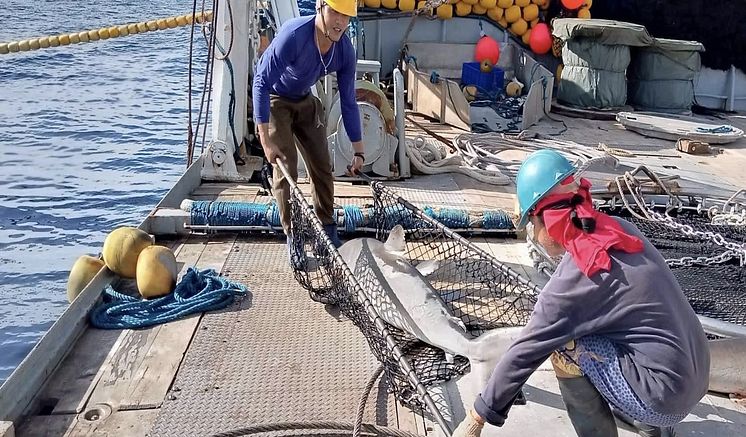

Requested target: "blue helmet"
[{"left": 515, "top": 149, "right": 577, "bottom": 229}]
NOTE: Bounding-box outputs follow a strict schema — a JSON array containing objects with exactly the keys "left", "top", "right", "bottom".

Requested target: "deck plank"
[
  {"left": 118, "top": 236, "right": 237, "bottom": 410},
  {"left": 16, "top": 410, "right": 159, "bottom": 437},
  {"left": 84, "top": 236, "right": 229, "bottom": 410},
  {"left": 40, "top": 237, "right": 188, "bottom": 415}
]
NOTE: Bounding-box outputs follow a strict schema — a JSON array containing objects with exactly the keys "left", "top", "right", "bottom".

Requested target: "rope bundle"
[
  {"left": 187, "top": 200, "right": 515, "bottom": 232},
  {"left": 90, "top": 267, "right": 247, "bottom": 329}
]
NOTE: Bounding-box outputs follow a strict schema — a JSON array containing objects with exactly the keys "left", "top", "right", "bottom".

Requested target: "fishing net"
[
  {"left": 288, "top": 179, "right": 539, "bottom": 414},
  {"left": 600, "top": 209, "right": 746, "bottom": 326}
]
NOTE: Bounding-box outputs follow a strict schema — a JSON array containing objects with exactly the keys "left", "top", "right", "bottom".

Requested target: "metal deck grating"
[{"left": 150, "top": 238, "right": 401, "bottom": 436}]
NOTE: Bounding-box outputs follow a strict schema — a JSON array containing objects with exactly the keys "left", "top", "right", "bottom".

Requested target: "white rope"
[
  {"left": 406, "top": 136, "right": 512, "bottom": 185},
  {"left": 405, "top": 131, "right": 616, "bottom": 187}
]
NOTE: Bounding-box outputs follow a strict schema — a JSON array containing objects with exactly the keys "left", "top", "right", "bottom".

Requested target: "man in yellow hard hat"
[{"left": 252, "top": 0, "right": 363, "bottom": 269}]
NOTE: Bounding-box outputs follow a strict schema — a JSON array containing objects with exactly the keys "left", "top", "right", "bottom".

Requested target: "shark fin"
[
  {"left": 384, "top": 224, "right": 407, "bottom": 254},
  {"left": 415, "top": 259, "right": 439, "bottom": 277}
]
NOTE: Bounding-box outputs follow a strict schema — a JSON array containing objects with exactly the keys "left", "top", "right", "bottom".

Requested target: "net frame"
[{"left": 285, "top": 163, "right": 540, "bottom": 427}]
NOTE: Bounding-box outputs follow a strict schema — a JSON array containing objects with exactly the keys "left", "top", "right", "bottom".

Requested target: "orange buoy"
[
  {"left": 529, "top": 22, "right": 552, "bottom": 55},
  {"left": 561, "top": 0, "right": 584, "bottom": 9},
  {"left": 475, "top": 34, "right": 500, "bottom": 65}
]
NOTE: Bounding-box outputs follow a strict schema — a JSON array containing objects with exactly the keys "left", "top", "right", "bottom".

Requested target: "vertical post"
[
  {"left": 727, "top": 65, "right": 736, "bottom": 112},
  {"left": 211, "top": 0, "right": 249, "bottom": 157},
  {"left": 393, "top": 68, "right": 410, "bottom": 178},
  {"left": 376, "top": 21, "right": 382, "bottom": 70},
  {"left": 440, "top": 79, "right": 447, "bottom": 124}
]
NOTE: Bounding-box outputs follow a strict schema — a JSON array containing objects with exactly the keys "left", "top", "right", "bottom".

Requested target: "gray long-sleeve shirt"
[{"left": 475, "top": 218, "right": 710, "bottom": 426}]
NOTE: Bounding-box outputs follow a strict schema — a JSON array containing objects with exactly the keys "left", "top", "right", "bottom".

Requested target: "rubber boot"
[
  {"left": 634, "top": 421, "right": 676, "bottom": 437},
  {"left": 611, "top": 407, "right": 677, "bottom": 437},
  {"left": 557, "top": 376, "right": 619, "bottom": 437},
  {"left": 323, "top": 224, "right": 342, "bottom": 249}
]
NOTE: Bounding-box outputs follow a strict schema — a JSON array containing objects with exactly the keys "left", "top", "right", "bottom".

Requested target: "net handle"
[{"left": 276, "top": 159, "right": 455, "bottom": 437}]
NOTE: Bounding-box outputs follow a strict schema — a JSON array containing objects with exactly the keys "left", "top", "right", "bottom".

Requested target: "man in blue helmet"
[{"left": 452, "top": 149, "right": 710, "bottom": 437}]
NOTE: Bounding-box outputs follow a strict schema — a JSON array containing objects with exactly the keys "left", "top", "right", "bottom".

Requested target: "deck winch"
[{"left": 325, "top": 65, "right": 408, "bottom": 179}]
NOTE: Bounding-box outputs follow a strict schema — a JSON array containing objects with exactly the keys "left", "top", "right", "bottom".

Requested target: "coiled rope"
[
  {"left": 209, "top": 421, "right": 420, "bottom": 437},
  {"left": 0, "top": 11, "right": 213, "bottom": 55},
  {"left": 405, "top": 121, "right": 618, "bottom": 187},
  {"left": 353, "top": 365, "right": 386, "bottom": 437},
  {"left": 185, "top": 200, "right": 515, "bottom": 231},
  {"left": 90, "top": 267, "right": 247, "bottom": 329}
]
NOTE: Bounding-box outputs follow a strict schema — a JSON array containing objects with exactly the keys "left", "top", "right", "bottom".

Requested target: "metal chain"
[
  {"left": 612, "top": 170, "right": 746, "bottom": 267},
  {"left": 646, "top": 209, "right": 746, "bottom": 267},
  {"left": 711, "top": 212, "right": 746, "bottom": 226}
]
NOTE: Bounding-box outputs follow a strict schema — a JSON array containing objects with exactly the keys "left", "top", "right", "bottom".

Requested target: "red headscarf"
[{"left": 531, "top": 177, "right": 644, "bottom": 277}]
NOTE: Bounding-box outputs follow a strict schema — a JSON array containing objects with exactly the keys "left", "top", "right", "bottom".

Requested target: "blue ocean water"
[{"left": 0, "top": 0, "right": 207, "bottom": 384}]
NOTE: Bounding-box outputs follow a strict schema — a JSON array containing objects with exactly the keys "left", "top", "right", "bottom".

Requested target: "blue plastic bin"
[{"left": 461, "top": 62, "right": 504, "bottom": 95}]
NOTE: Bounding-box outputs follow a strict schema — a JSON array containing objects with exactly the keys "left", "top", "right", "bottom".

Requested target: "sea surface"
[{"left": 0, "top": 0, "right": 208, "bottom": 385}]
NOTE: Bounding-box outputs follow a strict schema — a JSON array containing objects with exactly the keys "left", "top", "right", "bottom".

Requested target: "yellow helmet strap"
[{"left": 317, "top": 2, "right": 332, "bottom": 40}]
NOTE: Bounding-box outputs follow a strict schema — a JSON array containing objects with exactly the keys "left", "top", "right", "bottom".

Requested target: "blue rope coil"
[
  {"left": 383, "top": 204, "right": 423, "bottom": 230},
  {"left": 89, "top": 268, "right": 248, "bottom": 330},
  {"left": 343, "top": 205, "right": 365, "bottom": 233},
  {"left": 191, "top": 201, "right": 281, "bottom": 227},
  {"left": 424, "top": 207, "right": 471, "bottom": 229},
  {"left": 189, "top": 201, "right": 514, "bottom": 231},
  {"left": 483, "top": 209, "right": 514, "bottom": 230},
  {"left": 267, "top": 202, "right": 281, "bottom": 227}
]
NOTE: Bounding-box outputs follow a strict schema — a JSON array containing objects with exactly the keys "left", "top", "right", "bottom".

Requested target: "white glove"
[{"left": 451, "top": 409, "right": 485, "bottom": 437}]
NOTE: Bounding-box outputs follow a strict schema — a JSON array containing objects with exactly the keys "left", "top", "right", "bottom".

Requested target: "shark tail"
[{"left": 465, "top": 326, "right": 525, "bottom": 385}]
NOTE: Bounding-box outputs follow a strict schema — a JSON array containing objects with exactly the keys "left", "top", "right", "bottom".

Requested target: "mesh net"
[
  {"left": 288, "top": 180, "right": 539, "bottom": 413},
  {"left": 598, "top": 207, "right": 746, "bottom": 326}
]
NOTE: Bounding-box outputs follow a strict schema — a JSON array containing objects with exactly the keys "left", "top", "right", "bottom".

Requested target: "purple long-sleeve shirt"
[
  {"left": 252, "top": 15, "right": 361, "bottom": 143},
  {"left": 475, "top": 218, "right": 710, "bottom": 426}
]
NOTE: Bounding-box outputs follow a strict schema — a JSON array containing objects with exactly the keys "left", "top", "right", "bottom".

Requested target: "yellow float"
[
  {"left": 66, "top": 255, "right": 106, "bottom": 303},
  {"left": 102, "top": 227, "right": 154, "bottom": 278},
  {"left": 399, "top": 0, "right": 415, "bottom": 11},
  {"left": 522, "top": 3, "right": 538, "bottom": 21},
  {"left": 505, "top": 5, "right": 521, "bottom": 23},
  {"left": 455, "top": 2, "right": 472, "bottom": 16},
  {"left": 510, "top": 18, "right": 528, "bottom": 36},
  {"left": 487, "top": 7, "right": 503, "bottom": 21},
  {"left": 136, "top": 245, "right": 178, "bottom": 299},
  {"left": 437, "top": 4, "right": 454, "bottom": 18},
  {"left": 521, "top": 28, "right": 532, "bottom": 45}
]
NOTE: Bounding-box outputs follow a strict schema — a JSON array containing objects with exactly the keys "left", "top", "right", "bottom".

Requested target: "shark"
[{"left": 337, "top": 224, "right": 525, "bottom": 384}]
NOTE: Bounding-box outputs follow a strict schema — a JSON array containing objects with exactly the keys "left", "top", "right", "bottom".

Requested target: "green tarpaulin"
[{"left": 628, "top": 38, "right": 705, "bottom": 113}]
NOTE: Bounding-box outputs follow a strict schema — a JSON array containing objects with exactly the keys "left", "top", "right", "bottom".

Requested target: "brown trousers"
[{"left": 267, "top": 94, "right": 335, "bottom": 234}]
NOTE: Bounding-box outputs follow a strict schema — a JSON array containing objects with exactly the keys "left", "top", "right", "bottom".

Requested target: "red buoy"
[
  {"left": 475, "top": 35, "right": 500, "bottom": 66},
  {"left": 561, "top": 0, "right": 584, "bottom": 10},
  {"left": 529, "top": 23, "right": 552, "bottom": 55}
]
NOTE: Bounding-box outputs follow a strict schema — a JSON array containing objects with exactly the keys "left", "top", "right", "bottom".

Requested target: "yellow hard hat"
[{"left": 323, "top": 0, "right": 358, "bottom": 17}]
